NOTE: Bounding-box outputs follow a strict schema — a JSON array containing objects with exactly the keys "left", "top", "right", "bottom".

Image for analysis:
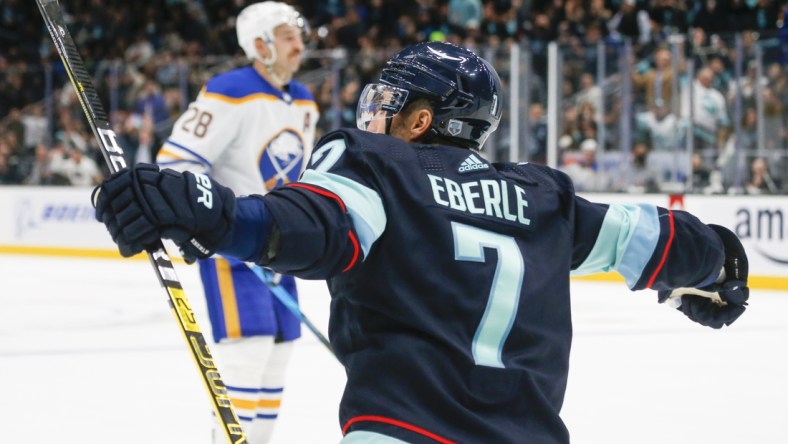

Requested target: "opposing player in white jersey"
[{"left": 155, "top": 3, "right": 318, "bottom": 442}]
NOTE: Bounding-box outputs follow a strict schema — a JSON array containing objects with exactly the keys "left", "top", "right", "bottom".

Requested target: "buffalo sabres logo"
[
  {"left": 259, "top": 129, "right": 305, "bottom": 189},
  {"left": 447, "top": 119, "right": 463, "bottom": 136}
]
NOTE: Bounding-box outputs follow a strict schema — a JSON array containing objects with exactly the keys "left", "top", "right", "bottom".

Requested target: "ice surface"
[{"left": 1, "top": 254, "right": 785, "bottom": 443}]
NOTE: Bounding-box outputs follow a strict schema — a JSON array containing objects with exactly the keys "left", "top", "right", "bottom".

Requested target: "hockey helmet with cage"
[
  {"left": 236, "top": 2, "right": 308, "bottom": 65},
  {"left": 357, "top": 41, "right": 503, "bottom": 150}
]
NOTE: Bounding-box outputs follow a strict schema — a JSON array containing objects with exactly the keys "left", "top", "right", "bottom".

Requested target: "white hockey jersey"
[{"left": 157, "top": 66, "right": 319, "bottom": 196}]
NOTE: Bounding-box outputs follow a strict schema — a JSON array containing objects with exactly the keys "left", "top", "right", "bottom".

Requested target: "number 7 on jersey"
[{"left": 452, "top": 222, "right": 524, "bottom": 368}]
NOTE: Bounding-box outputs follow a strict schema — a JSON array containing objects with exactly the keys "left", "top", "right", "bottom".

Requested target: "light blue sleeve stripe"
[
  {"left": 299, "top": 169, "right": 386, "bottom": 259},
  {"left": 571, "top": 203, "right": 660, "bottom": 289}
]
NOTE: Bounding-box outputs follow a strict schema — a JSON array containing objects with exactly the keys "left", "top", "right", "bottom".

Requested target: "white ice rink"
[{"left": 1, "top": 254, "right": 786, "bottom": 444}]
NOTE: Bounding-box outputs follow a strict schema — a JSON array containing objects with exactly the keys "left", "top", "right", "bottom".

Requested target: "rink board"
[{"left": 0, "top": 186, "right": 785, "bottom": 289}]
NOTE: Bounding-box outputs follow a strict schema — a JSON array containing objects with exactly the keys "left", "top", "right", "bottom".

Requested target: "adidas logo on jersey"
[{"left": 458, "top": 153, "right": 490, "bottom": 174}]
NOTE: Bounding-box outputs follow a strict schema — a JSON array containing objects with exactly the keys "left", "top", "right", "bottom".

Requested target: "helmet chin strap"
[
  {"left": 385, "top": 112, "right": 393, "bottom": 135},
  {"left": 264, "top": 60, "right": 293, "bottom": 88},
  {"left": 258, "top": 44, "right": 292, "bottom": 88}
]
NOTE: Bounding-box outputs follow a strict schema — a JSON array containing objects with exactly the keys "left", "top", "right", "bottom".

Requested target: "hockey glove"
[
  {"left": 93, "top": 163, "right": 236, "bottom": 261},
  {"left": 658, "top": 224, "right": 749, "bottom": 329}
]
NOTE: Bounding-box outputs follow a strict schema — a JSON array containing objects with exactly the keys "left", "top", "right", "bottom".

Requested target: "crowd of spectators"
[
  {"left": 539, "top": 1, "right": 788, "bottom": 194},
  {"left": 1, "top": 0, "right": 787, "bottom": 194}
]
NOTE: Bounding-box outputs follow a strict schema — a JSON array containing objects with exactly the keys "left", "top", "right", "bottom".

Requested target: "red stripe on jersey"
[
  {"left": 647, "top": 210, "right": 675, "bottom": 288},
  {"left": 342, "top": 415, "right": 456, "bottom": 444},
  {"left": 287, "top": 182, "right": 359, "bottom": 272},
  {"left": 343, "top": 230, "right": 360, "bottom": 272},
  {"left": 288, "top": 183, "right": 347, "bottom": 211}
]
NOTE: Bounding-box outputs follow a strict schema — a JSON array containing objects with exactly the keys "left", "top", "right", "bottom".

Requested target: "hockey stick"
[
  {"left": 665, "top": 270, "right": 729, "bottom": 307},
  {"left": 666, "top": 287, "right": 726, "bottom": 306},
  {"left": 35, "top": 1, "right": 247, "bottom": 442},
  {"left": 247, "top": 265, "right": 334, "bottom": 355}
]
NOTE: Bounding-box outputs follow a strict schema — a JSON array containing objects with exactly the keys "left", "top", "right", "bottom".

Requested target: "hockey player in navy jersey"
[
  {"left": 154, "top": 2, "right": 318, "bottom": 442},
  {"left": 93, "top": 41, "right": 749, "bottom": 443}
]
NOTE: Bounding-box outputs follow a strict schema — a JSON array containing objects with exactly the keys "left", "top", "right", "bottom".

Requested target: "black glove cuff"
[{"left": 708, "top": 224, "right": 748, "bottom": 283}]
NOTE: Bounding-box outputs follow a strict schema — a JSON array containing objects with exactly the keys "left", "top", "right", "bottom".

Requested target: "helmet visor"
[{"left": 356, "top": 83, "right": 409, "bottom": 132}]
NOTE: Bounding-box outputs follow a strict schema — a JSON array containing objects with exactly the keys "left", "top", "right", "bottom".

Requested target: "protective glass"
[{"left": 356, "top": 83, "right": 409, "bottom": 132}]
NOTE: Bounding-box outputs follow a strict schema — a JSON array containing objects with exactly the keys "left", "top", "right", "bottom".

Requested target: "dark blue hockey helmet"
[{"left": 356, "top": 41, "right": 503, "bottom": 150}]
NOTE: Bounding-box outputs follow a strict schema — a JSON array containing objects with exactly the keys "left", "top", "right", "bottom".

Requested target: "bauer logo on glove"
[
  {"left": 93, "top": 163, "right": 236, "bottom": 260},
  {"left": 194, "top": 173, "right": 214, "bottom": 209}
]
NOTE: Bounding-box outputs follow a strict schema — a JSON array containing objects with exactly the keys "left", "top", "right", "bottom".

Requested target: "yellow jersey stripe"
[
  {"left": 156, "top": 148, "right": 185, "bottom": 160},
  {"left": 216, "top": 258, "right": 241, "bottom": 339},
  {"left": 293, "top": 99, "right": 319, "bottom": 109}
]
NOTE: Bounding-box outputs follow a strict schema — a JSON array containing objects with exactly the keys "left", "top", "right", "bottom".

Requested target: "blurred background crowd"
[{"left": 1, "top": 0, "right": 787, "bottom": 195}]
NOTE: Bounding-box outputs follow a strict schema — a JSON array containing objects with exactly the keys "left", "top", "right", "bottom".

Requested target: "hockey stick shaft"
[
  {"left": 247, "top": 265, "right": 334, "bottom": 355},
  {"left": 35, "top": 1, "right": 246, "bottom": 442}
]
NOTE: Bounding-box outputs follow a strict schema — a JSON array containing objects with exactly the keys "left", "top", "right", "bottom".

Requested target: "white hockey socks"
[{"left": 211, "top": 337, "right": 294, "bottom": 444}]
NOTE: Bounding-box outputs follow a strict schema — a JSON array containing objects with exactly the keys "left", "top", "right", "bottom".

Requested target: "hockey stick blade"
[{"left": 35, "top": 1, "right": 247, "bottom": 442}]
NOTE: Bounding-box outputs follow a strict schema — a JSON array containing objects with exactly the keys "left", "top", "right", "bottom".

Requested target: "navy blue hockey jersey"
[{"left": 260, "top": 129, "right": 725, "bottom": 443}]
